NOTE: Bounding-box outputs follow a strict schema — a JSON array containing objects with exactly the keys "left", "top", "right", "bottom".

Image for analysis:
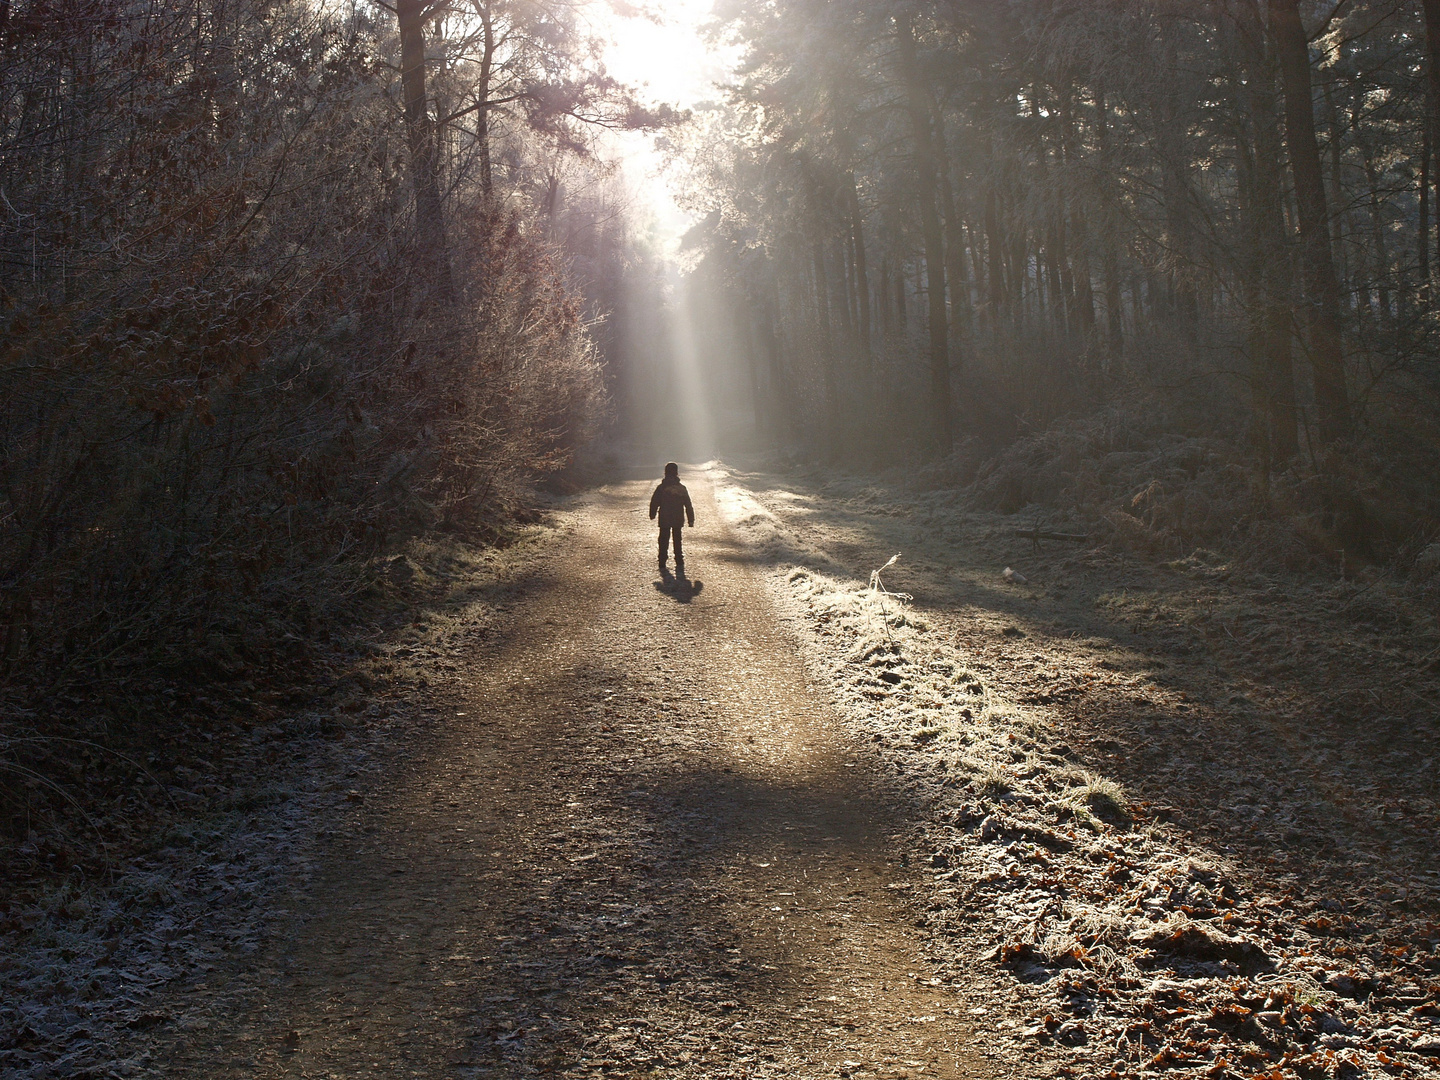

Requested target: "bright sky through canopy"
[
  {"left": 599, "top": 0, "right": 726, "bottom": 107},
  {"left": 593, "top": 0, "right": 733, "bottom": 247}
]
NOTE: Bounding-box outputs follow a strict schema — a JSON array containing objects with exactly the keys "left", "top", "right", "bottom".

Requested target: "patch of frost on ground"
[{"left": 708, "top": 460, "right": 1440, "bottom": 1080}]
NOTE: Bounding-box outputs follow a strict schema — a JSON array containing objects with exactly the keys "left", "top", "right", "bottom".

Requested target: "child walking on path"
[{"left": 649, "top": 462, "right": 695, "bottom": 578}]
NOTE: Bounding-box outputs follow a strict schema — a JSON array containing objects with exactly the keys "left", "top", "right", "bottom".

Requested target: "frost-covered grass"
[
  {"left": 784, "top": 563, "right": 1024, "bottom": 795},
  {"left": 0, "top": 764, "right": 334, "bottom": 1077},
  {"left": 709, "top": 460, "right": 1440, "bottom": 1080},
  {"left": 0, "top": 524, "right": 561, "bottom": 1078}
]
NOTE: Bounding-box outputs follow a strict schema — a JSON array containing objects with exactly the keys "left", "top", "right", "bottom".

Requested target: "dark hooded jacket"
[{"left": 649, "top": 477, "right": 695, "bottom": 529}]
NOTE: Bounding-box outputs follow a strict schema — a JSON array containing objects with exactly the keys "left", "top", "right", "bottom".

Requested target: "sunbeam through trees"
[{"left": 4, "top": 2, "right": 1440, "bottom": 1078}]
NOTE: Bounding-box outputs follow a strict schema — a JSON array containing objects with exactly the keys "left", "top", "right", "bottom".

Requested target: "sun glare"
[
  {"left": 597, "top": 0, "right": 726, "bottom": 108},
  {"left": 590, "top": 0, "right": 734, "bottom": 248}
]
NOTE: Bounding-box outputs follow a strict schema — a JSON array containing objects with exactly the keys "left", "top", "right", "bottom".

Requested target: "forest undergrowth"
[
  {"left": 921, "top": 407, "right": 1440, "bottom": 580},
  {"left": 1, "top": 0, "right": 621, "bottom": 1002},
  {"left": 712, "top": 451, "right": 1440, "bottom": 1080}
]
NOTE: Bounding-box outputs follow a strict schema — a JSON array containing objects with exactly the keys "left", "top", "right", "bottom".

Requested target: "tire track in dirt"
[{"left": 156, "top": 470, "right": 996, "bottom": 1079}]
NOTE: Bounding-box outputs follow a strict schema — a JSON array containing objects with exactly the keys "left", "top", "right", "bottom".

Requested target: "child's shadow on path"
[{"left": 653, "top": 578, "right": 703, "bottom": 604}]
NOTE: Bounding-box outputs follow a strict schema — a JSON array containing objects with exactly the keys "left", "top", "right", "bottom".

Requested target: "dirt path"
[{"left": 158, "top": 472, "right": 995, "bottom": 1079}]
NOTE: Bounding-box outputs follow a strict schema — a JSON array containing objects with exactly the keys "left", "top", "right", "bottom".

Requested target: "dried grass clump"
[
  {"left": 1068, "top": 773, "right": 1130, "bottom": 826},
  {"left": 974, "top": 764, "right": 1013, "bottom": 797}
]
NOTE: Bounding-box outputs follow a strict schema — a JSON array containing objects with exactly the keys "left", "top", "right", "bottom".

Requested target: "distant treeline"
[
  {"left": 0, "top": 0, "right": 659, "bottom": 695},
  {"left": 682, "top": 0, "right": 1440, "bottom": 540}
]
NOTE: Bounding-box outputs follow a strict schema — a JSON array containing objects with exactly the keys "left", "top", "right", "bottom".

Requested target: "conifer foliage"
[{"left": 686, "top": 0, "right": 1440, "bottom": 505}]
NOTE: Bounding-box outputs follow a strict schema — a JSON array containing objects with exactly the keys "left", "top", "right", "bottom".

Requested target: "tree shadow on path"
[{"left": 152, "top": 473, "right": 995, "bottom": 1080}]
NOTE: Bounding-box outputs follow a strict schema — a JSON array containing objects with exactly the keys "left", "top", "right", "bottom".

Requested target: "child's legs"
[{"left": 673, "top": 525, "right": 684, "bottom": 565}]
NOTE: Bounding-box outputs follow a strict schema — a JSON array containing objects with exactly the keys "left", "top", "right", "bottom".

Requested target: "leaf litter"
[
  {"left": 0, "top": 529, "right": 552, "bottom": 1078},
  {"left": 712, "top": 461, "right": 1440, "bottom": 1080}
]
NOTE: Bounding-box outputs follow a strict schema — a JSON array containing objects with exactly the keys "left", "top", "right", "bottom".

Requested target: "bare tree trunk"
[
  {"left": 1157, "top": 25, "right": 1196, "bottom": 324},
  {"left": 834, "top": 236, "right": 854, "bottom": 338},
  {"left": 1233, "top": 6, "right": 1301, "bottom": 465},
  {"left": 741, "top": 292, "right": 766, "bottom": 437},
  {"left": 1430, "top": 0, "right": 1440, "bottom": 280},
  {"left": 1045, "top": 226, "right": 1065, "bottom": 330},
  {"left": 1057, "top": 87, "right": 1094, "bottom": 340},
  {"left": 1421, "top": 107, "right": 1431, "bottom": 299},
  {"left": 964, "top": 220, "right": 983, "bottom": 311},
  {"left": 1359, "top": 138, "right": 1391, "bottom": 326},
  {"left": 878, "top": 255, "right": 891, "bottom": 336},
  {"left": 542, "top": 168, "right": 560, "bottom": 228},
  {"left": 1010, "top": 225, "right": 1026, "bottom": 316},
  {"left": 985, "top": 184, "right": 1005, "bottom": 321},
  {"left": 896, "top": 13, "right": 953, "bottom": 450},
  {"left": 398, "top": 0, "right": 451, "bottom": 298},
  {"left": 1252, "top": 53, "right": 1300, "bottom": 463},
  {"left": 759, "top": 297, "right": 794, "bottom": 441},
  {"left": 1322, "top": 82, "right": 1355, "bottom": 309},
  {"left": 1238, "top": 64, "right": 1300, "bottom": 466},
  {"left": 476, "top": 4, "right": 495, "bottom": 199},
  {"left": 1271, "top": 0, "right": 1350, "bottom": 445},
  {"left": 810, "top": 235, "right": 840, "bottom": 445},
  {"left": 1070, "top": 221, "right": 1096, "bottom": 337},
  {"left": 1094, "top": 85, "right": 1124, "bottom": 361},
  {"left": 811, "top": 238, "right": 833, "bottom": 343}
]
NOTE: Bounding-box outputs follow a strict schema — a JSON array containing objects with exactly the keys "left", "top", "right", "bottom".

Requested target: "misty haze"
[{"left": 3, "top": 2, "right": 1439, "bottom": 1078}]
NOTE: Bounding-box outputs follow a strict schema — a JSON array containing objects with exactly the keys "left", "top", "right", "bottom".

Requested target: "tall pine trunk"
[
  {"left": 1271, "top": 0, "right": 1350, "bottom": 445},
  {"left": 934, "top": 114, "right": 972, "bottom": 344},
  {"left": 811, "top": 230, "right": 840, "bottom": 444},
  {"left": 1421, "top": 0, "right": 1440, "bottom": 287},
  {"left": 985, "top": 185, "right": 1005, "bottom": 321},
  {"left": 896, "top": 14, "right": 953, "bottom": 450},
  {"left": 1156, "top": 28, "right": 1196, "bottom": 325},
  {"left": 1421, "top": 109, "right": 1431, "bottom": 300},
  {"left": 397, "top": 0, "right": 451, "bottom": 297},
  {"left": 846, "top": 175, "right": 871, "bottom": 359},
  {"left": 1254, "top": 71, "right": 1301, "bottom": 463},
  {"left": 1235, "top": 9, "right": 1300, "bottom": 465},
  {"left": 762, "top": 297, "right": 794, "bottom": 441},
  {"left": 1095, "top": 85, "right": 1124, "bottom": 360}
]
